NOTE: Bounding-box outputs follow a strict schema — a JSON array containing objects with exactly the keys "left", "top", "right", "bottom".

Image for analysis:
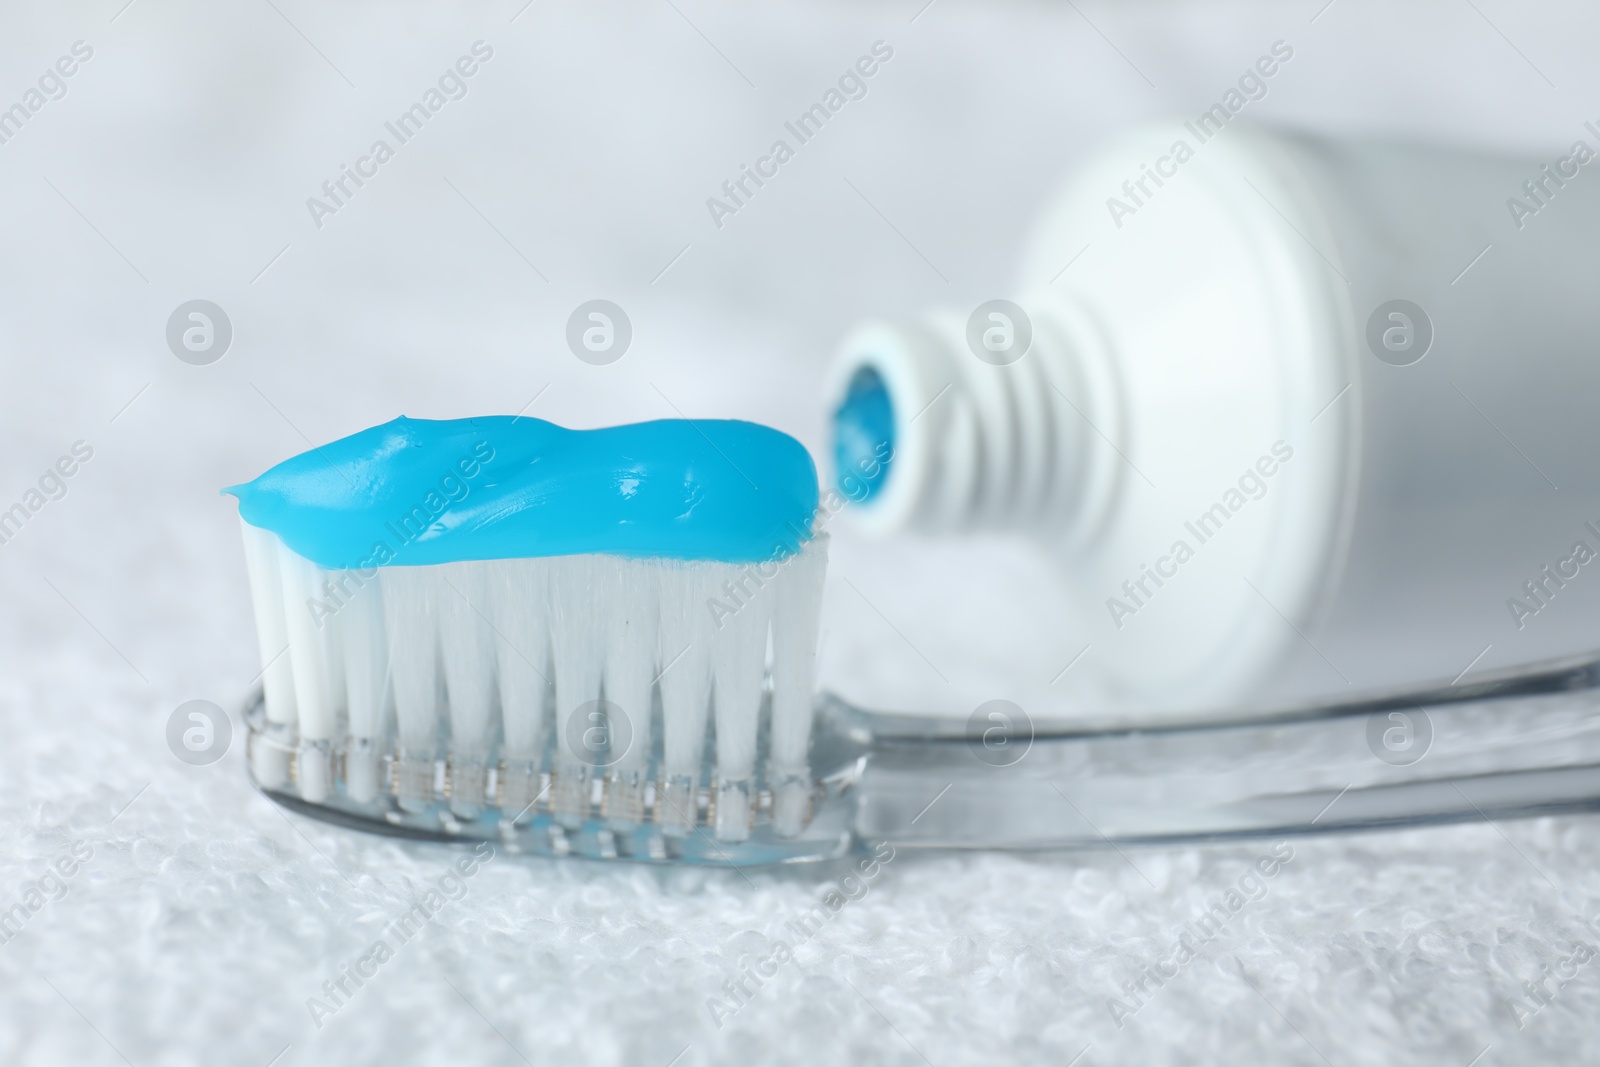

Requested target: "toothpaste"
[{"left": 224, "top": 416, "right": 819, "bottom": 567}]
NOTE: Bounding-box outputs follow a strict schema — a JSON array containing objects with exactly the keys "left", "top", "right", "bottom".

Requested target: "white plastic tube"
[{"left": 828, "top": 119, "right": 1600, "bottom": 712}]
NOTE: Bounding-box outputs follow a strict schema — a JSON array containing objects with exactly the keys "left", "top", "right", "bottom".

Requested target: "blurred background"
[{"left": 4, "top": 1, "right": 1600, "bottom": 1064}]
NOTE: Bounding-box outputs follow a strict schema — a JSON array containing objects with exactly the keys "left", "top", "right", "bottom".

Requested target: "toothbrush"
[
  {"left": 240, "top": 641, "right": 1600, "bottom": 863},
  {"left": 230, "top": 417, "right": 1600, "bottom": 865},
  {"left": 227, "top": 415, "right": 826, "bottom": 859}
]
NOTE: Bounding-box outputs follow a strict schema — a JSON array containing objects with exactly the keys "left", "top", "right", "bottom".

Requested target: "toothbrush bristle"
[{"left": 240, "top": 519, "right": 829, "bottom": 843}]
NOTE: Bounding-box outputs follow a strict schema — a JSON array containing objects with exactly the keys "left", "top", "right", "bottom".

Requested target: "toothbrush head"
[{"left": 229, "top": 416, "right": 842, "bottom": 865}]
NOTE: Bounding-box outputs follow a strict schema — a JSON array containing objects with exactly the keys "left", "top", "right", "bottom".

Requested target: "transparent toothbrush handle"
[{"left": 829, "top": 652, "right": 1600, "bottom": 850}]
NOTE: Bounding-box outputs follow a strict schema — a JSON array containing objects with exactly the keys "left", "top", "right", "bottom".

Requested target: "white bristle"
[
  {"left": 339, "top": 573, "right": 389, "bottom": 803},
  {"left": 437, "top": 561, "right": 500, "bottom": 817},
  {"left": 238, "top": 520, "right": 296, "bottom": 788},
  {"left": 710, "top": 566, "right": 772, "bottom": 841},
  {"left": 601, "top": 558, "right": 659, "bottom": 826},
  {"left": 656, "top": 562, "right": 716, "bottom": 833},
  {"left": 769, "top": 540, "right": 828, "bottom": 834},
  {"left": 490, "top": 558, "right": 550, "bottom": 820},
  {"left": 240, "top": 525, "right": 829, "bottom": 842},
  {"left": 277, "top": 543, "right": 342, "bottom": 802},
  {"left": 549, "top": 556, "right": 607, "bottom": 824},
  {"left": 381, "top": 565, "right": 442, "bottom": 811}
]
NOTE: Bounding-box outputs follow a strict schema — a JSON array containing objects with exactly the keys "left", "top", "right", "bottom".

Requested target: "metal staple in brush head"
[{"left": 237, "top": 517, "right": 830, "bottom": 857}]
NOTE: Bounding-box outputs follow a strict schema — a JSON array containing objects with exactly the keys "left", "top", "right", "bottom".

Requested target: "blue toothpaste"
[
  {"left": 225, "top": 416, "right": 819, "bottom": 569},
  {"left": 832, "top": 366, "right": 893, "bottom": 503}
]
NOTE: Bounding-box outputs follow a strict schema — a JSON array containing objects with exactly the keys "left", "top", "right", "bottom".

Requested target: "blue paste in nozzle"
[
  {"left": 832, "top": 366, "right": 894, "bottom": 502},
  {"left": 225, "top": 416, "right": 819, "bottom": 568}
]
